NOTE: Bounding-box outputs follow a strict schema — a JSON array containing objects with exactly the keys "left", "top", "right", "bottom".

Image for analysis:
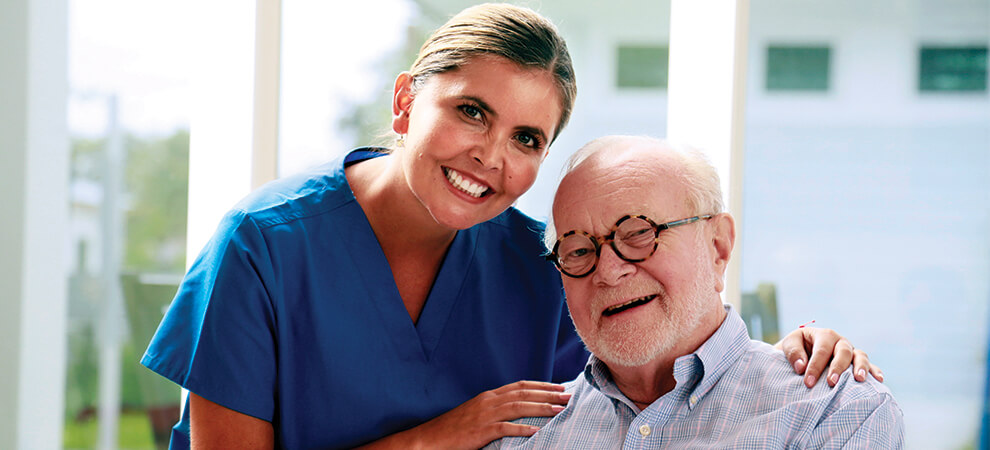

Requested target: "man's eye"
[
  {"left": 621, "top": 228, "right": 655, "bottom": 247},
  {"left": 567, "top": 247, "right": 592, "bottom": 258}
]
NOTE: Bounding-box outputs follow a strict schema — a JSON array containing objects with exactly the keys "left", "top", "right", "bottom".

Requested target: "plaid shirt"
[{"left": 489, "top": 306, "right": 904, "bottom": 449}]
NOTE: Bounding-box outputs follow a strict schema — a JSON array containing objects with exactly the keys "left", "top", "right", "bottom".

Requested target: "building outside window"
[
  {"left": 616, "top": 44, "right": 670, "bottom": 89},
  {"left": 919, "top": 45, "right": 988, "bottom": 92},
  {"left": 765, "top": 45, "right": 831, "bottom": 91}
]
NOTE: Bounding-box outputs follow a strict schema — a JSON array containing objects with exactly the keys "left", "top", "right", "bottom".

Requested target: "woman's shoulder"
[
  {"left": 229, "top": 154, "right": 359, "bottom": 230},
  {"left": 479, "top": 207, "right": 553, "bottom": 262},
  {"left": 484, "top": 207, "right": 550, "bottom": 243},
  {"left": 486, "top": 207, "right": 548, "bottom": 234}
]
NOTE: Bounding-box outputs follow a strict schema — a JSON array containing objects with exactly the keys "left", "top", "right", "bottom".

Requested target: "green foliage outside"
[
  {"left": 63, "top": 410, "right": 155, "bottom": 450},
  {"left": 123, "top": 130, "right": 190, "bottom": 273},
  {"left": 338, "top": 23, "right": 425, "bottom": 148},
  {"left": 65, "top": 129, "right": 189, "bottom": 448}
]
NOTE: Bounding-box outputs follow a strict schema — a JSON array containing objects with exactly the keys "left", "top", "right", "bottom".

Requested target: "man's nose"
[{"left": 592, "top": 244, "right": 635, "bottom": 286}]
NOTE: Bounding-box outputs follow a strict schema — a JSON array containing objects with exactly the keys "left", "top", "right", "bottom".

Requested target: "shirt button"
[
  {"left": 639, "top": 424, "right": 651, "bottom": 437},
  {"left": 689, "top": 395, "right": 699, "bottom": 406}
]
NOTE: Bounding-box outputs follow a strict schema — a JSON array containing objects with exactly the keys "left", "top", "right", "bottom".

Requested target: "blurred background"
[{"left": 2, "top": 0, "right": 987, "bottom": 448}]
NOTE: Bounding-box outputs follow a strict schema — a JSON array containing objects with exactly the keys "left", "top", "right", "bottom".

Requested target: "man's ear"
[
  {"left": 710, "top": 212, "right": 736, "bottom": 293},
  {"left": 391, "top": 72, "right": 415, "bottom": 135}
]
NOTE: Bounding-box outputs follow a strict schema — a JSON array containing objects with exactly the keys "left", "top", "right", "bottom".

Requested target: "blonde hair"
[{"left": 409, "top": 3, "right": 576, "bottom": 142}]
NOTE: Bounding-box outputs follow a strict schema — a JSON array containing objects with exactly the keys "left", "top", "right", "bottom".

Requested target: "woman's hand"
[
  {"left": 358, "top": 380, "right": 570, "bottom": 450},
  {"left": 776, "top": 327, "right": 884, "bottom": 388}
]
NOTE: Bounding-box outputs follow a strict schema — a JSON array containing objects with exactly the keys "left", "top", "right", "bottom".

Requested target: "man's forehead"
[{"left": 553, "top": 145, "right": 689, "bottom": 230}]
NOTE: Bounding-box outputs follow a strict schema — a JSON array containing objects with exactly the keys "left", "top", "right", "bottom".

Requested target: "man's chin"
[
  {"left": 597, "top": 342, "right": 670, "bottom": 368},
  {"left": 583, "top": 326, "right": 674, "bottom": 369}
]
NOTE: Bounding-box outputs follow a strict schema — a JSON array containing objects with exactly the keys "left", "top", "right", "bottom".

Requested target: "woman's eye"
[
  {"left": 515, "top": 133, "right": 544, "bottom": 150},
  {"left": 460, "top": 105, "right": 483, "bottom": 120}
]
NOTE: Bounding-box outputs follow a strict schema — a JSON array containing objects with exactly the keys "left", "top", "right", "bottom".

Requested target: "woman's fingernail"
[
  {"left": 529, "top": 426, "right": 540, "bottom": 434},
  {"left": 559, "top": 393, "right": 572, "bottom": 402},
  {"left": 805, "top": 374, "right": 816, "bottom": 386},
  {"left": 857, "top": 369, "right": 866, "bottom": 380},
  {"left": 828, "top": 372, "right": 839, "bottom": 385},
  {"left": 877, "top": 372, "right": 885, "bottom": 382},
  {"left": 794, "top": 359, "right": 806, "bottom": 372},
  {"left": 551, "top": 405, "right": 565, "bottom": 413}
]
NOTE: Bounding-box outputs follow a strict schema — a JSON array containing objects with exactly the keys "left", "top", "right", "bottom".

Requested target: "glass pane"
[
  {"left": 617, "top": 45, "right": 670, "bottom": 88},
  {"left": 67, "top": 1, "right": 192, "bottom": 447},
  {"left": 744, "top": 1, "right": 990, "bottom": 448},
  {"left": 919, "top": 46, "right": 988, "bottom": 92},
  {"left": 279, "top": 1, "right": 415, "bottom": 176},
  {"left": 766, "top": 45, "right": 830, "bottom": 91}
]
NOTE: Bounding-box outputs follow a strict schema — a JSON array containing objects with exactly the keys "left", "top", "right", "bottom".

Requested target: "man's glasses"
[{"left": 546, "top": 214, "right": 714, "bottom": 278}]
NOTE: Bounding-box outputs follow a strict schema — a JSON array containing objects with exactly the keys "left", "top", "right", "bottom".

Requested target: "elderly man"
[{"left": 491, "top": 136, "right": 903, "bottom": 448}]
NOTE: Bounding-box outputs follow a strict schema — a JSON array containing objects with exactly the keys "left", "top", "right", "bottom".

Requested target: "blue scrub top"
[{"left": 142, "top": 149, "right": 587, "bottom": 449}]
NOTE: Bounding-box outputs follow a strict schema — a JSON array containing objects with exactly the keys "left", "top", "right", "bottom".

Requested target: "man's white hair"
[{"left": 544, "top": 135, "right": 724, "bottom": 251}]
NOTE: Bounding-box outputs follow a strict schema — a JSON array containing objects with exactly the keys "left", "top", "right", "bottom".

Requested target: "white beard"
[{"left": 575, "top": 236, "right": 716, "bottom": 368}]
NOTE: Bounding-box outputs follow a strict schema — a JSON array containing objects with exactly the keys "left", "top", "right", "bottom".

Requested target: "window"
[
  {"left": 919, "top": 46, "right": 988, "bottom": 92},
  {"left": 64, "top": 2, "right": 194, "bottom": 447},
  {"left": 616, "top": 44, "right": 669, "bottom": 89},
  {"left": 746, "top": 7, "right": 989, "bottom": 448},
  {"left": 765, "top": 45, "right": 830, "bottom": 91}
]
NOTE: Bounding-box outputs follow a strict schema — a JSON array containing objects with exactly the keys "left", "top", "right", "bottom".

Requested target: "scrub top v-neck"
[{"left": 142, "top": 148, "right": 588, "bottom": 449}]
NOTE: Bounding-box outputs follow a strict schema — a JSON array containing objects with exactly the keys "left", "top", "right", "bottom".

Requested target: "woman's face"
[{"left": 392, "top": 55, "right": 563, "bottom": 231}]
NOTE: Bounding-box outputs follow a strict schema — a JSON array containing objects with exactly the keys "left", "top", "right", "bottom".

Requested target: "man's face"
[{"left": 552, "top": 146, "right": 721, "bottom": 368}]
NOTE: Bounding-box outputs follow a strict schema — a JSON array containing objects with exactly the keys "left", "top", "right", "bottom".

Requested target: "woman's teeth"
[{"left": 444, "top": 168, "right": 489, "bottom": 198}]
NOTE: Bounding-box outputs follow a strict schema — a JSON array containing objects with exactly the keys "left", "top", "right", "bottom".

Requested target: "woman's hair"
[{"left": 408, "top": 3, "right": 576, "bottom": 142}]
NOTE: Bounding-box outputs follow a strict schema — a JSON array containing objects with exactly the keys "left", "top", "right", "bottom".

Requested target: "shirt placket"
[
  {"left": 620, "top": 356, "right": 701, "bottom": 449},
  {"left": 621, "top": 392, "right": 683, "bottom": 450}
]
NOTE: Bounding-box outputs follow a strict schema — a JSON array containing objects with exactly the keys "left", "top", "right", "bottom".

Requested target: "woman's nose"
[{"left": 470, "top": 141, "right": 503, "bottom": 171}]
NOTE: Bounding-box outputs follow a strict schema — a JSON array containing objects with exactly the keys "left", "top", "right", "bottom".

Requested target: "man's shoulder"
[
  {"left": 689, "top": 338, "right": 903, "bottom": 446},
  {"left": 727, "top": 338, "right": 892, "bottom": 399},
  {"left": 721, "top": 338, "right": 899, "bottom": 422}
]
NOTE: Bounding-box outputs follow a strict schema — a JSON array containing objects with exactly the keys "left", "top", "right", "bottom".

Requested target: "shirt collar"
[
  {"left": 581, "top": 304, "right": 752, "bottom": 411},
  {"left": 686, "top": 304, "right": 751, "bottom": 406}
]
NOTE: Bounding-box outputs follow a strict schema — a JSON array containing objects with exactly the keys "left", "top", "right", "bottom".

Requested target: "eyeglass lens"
[{"left": 556, "top": 216, "right": 656, "bottom": 276}]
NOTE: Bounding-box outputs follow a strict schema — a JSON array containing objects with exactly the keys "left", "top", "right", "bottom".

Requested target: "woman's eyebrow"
[{"left": 459, "top": 95, "right": 496, "bottom": 118}]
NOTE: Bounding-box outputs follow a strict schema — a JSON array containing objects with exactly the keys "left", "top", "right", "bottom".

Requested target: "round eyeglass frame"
[{"left": 546, "top": 213, "right": 714, "bottom": 278}]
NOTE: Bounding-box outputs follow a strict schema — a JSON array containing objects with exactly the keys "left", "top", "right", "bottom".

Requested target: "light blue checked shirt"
[{"left": 489, "top": 306, "right": 904, "bottom": 449}]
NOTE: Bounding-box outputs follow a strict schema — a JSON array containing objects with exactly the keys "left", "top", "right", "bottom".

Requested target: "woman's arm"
[{"left": 190, "top": 393, "right": 274, "bottom": 450}]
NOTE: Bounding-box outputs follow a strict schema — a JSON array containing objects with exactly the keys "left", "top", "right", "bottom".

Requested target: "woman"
[{"left": 143, "top": 4, "right": 878, "bottom": 449}]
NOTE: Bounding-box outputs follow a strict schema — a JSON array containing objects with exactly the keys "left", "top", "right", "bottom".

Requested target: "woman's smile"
[{"left": 443, "top": 166, "right": 492, "bottom": 199}]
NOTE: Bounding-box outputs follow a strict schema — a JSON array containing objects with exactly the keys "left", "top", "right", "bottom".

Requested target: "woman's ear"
[
  {"left": 391, "top": 72, "right": 415, "bottom": 135},
  {"left": 710, "top": 212, "right": 736, "bottom": 293}
]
